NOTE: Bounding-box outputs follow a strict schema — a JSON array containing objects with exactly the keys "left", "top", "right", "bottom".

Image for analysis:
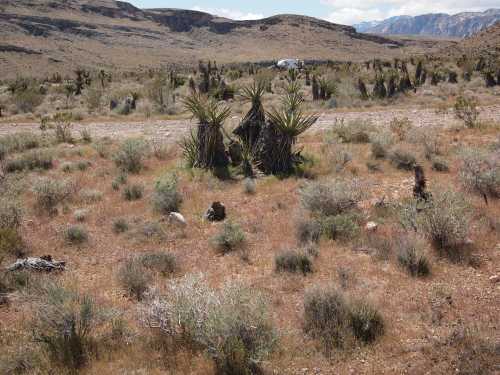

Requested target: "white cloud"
[
  {"left": 191, "top": 6, "right": 264, "bottom": 20},
  {"left": 320, "top": 0, "right": 499, "bottom": 24}
]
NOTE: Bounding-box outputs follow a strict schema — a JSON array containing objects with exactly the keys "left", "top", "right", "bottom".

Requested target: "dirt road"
[{"left": 1, "top": 105, "right": 499, "bottom": 142}]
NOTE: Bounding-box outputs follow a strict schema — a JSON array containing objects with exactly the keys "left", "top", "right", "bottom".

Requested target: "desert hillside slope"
[{"left": 1, "top": 0, "right": 450, "bottom": 77}]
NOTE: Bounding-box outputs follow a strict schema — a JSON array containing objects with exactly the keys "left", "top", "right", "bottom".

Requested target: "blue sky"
[{"left": 127, "top": 0, "right": 498, "bottom": 25}]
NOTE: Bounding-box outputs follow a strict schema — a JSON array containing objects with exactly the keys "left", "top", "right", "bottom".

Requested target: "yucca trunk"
[
  {"left": 196, "top": 122, "right": 229, "bottom": 169},
  {"left": 255, "top": 123, "right": 294, "bottom": 175}
]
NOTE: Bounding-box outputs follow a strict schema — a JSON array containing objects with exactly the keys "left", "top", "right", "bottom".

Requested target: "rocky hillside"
[
  {"left": 355, "top": 9, "right": 500, "bottom": 37},
  {"left": 0, "top": 0, "right": 447, "bottom": 77},
  {"left": 441, "top": 21, "right": 500, "bottom": 58}
]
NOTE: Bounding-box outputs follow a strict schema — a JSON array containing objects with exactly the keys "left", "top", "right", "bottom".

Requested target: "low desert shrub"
[
  {"left": 243, "top": 178, "right": 256, "bottom": 194},
  {"left": 118, "top": 259, "right": 151, "bottom": 300},
  {"left": 76, "top": 160, "right": 91, "bottom": 171},
  {"left": 432, "top": 157, "right": 450, "bottom": 172},
  {"left": 389, "top": 117, "right": 413, "bottom": 141},
  {"left": 454, "top": 95, "right": 479, "bottom": 128},
  {"left": 113, "top": 138, "right": 149, "bottom": 173},
  {"left": 459, "top": 149, "right": 499, "bottom": 202},
  {"left": 296, "top": 218, "right": 322, "bottom": 244},
  {"left": 79, "top": 189, "right": 103, "bottom": 204},
  {"left": 13, "top": 87, "right": 43, "bottom": 113},
  {"left": 152, "top": 173, "right": 182, "bottom": 214},
  {"left": 330, "top": 119, "right": 372, "bottom": 144},
  {"left": 0, "top": 132, "right": 41, "bottom": 156},
  {"left": 419, "top": 190, "right": 470, "bottom": 261},
  {"left": 32, "top": 178, "right": 71, "bottom": 213},
  {"left": 74, "top": 209, "right": 88, "bottom": 222},
  {"left": 30, "top": 281, "right": 119, "bottom": 370},
  {"left": 319, "top": 213, "right": 360, "bottom": 242},
  {"left": 0, "top": 199, "right": 23, "bottom": 229},
  {"left": 143, "top": 274, "right": 276, "bottom": 374},
  {"left": 123, "top": 184, "right": 144, "bottom": 201},
  {"left": 395, "top": 234, "right": 430, "bottom": 277},
  {"left": 275, "top": 250, "right": 313, "bottom": 275},
  {"left": 139, "top": 251, "right": 177, "bottom": 276},
  {"left": 349, "top": 300, "right": 385, "bottom": 343},
  {"left": 211, "top": 221, "right": 246, "bottom": 254},
  {"left": 112, "top": 218, "right": 129, "bottom": 234},
  {"left": 390, "top": 149, "right": 417, "bottom": 170},
  {"left": 80, "top": 129, "right": 92, "bottom": 143},
  {"left": 0, "top": 227, "right": 24, "bottom": 257},
  {"left": 300, "top": 179, "right": 363, "bottom": 217},
  {"left": 4, "top": 150, "right": 53, "bottom": 173},
  {"left": 64, "top": 225, "right": 88, "bottom": 245}
]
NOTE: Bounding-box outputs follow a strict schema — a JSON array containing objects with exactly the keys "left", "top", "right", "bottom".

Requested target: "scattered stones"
[
  {"left": 489, "top": 275, "right": 499, "bottom": 283},
  {"left": 7, "top": 256, "right": 66, "bottom": 272},
  {"left": 168, "top": 212, "right": 187, "bottom": 227},
  {"left": 205, "top": 202, "right": 226, "bottom": 222}
]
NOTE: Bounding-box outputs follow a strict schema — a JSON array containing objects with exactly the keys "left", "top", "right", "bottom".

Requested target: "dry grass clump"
[
  {"left": 459, "top": 148, "right": 499, "bottom": 202},
  {"left": 139, "top": 251, "right": 177, "bottom": 276},
  {"left": 64, "top": 225, "right": 89, "bottom": 245},
  {"left": 419, "top": 190, "right": 471, "bottom": 262},
  {"left": 296, "top": 217, "right": 321, "bottom": 244},
  {"left": 113, "top": 138, "right": 149, "bottom": 173},
  {"left": 118, "top": 258, "right": 151, "bottom": 300},
  {"left": 4, "top": 150, "right": 53, "bottom": 173},
  {"left": 319, "top": 213, "right": 361, "bottom": 242},
  {"left": 142, "top": 274, "right": 276, "bottom": 374},
  {"left": 395, "top": 233, "right": 430, "bottom": 277},
  {"left": 31, "top": 177, "right": 72, "bottom": 214},
  {"left": 79, "top": 189, "right": 103, "bottom": 204},
  {"left": 0, "top": 199, "right": 23, "bottom": 230},
  {"left": 122, "top": 183, "right": 144, "bottom": 201},
  {"left": 152, "top": 173, "right": 182, "bottom": 214},
  {"left": 275, "top": 250, "right": 313, "bottom": 275},
  {"left": 329, "top": 119, "right": 373, "bottom": 144},
  {"left": 29, "top": 281, "right": 119, "bottom": 370},
  {"left": 303, "top": 286, "right": 384, "bottom": 352},
  {"left": 389, "top": 149, "right": 417, "bottom": 170},
  {"left": 0, "top": 132, "right": 41, "bottom": 157},
  {"left": 0, "top": 227, "right": 25, "bottom": 258},
  {"left": 454, "top": 95, "right": 479, "bottom": 128},
  {"left": 112, "top": 218, "right": 129, "bottom": 234},
  {"left": 211, "top": 221, "right": 246, "bottom": 254},
  {"left": 300, "top": 179, "right": 363, "bottom": 217}
]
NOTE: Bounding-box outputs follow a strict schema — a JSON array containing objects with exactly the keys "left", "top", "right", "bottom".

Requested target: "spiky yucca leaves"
[
  {"left": 182, "top": 94, "right": 231, "bottom": 171},
  {"left": 233, "top": 81, "right": 266, "bottom": 149},
  {"left": 257, "top": 90, "right": 318, "bottom": 175}
]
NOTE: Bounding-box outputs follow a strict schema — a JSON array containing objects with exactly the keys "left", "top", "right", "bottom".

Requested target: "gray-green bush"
[
  {"left": 152, "top": 173, "right": 182, "bottom": 214},
  {"left": 113, "top": 138, "right": 149, "bottom": 173}
]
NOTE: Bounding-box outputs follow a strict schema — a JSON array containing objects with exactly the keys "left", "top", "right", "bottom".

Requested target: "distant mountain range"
[{"left": 354, "top": 9, "right": 500, "bottom": 37}]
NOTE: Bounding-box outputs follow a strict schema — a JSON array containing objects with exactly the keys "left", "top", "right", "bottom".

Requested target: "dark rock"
[{"left": 205, "top": 202, "right": 226, "bottom": 222}]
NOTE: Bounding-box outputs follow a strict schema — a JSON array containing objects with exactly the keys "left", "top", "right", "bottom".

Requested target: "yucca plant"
[
  {"left": 233, "top": 80, "right": 266, "bottom": 149},
  {"left": 182, "top": 94, "right": 231, "bottom": 172}
]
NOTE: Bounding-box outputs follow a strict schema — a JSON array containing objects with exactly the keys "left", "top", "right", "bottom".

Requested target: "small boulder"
[
  {"left": 205, "top": 202, "right": 226, "bottom": 222},
  {"left": 489, "top": 275, "right": 499, "bottom": 284},
  {"left": 365, "top": 221, "right": 378, "bottom": 232},
  {"left": 168, "top": 212, "right": 187, "bottom": 227}
]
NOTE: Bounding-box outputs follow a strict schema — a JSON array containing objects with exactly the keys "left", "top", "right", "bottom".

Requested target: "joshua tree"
[
  {"left": 311, "top": 75, "right": 320, "bottom": 101},
  {"left": 358, "top": 78, "right": 368, "bottom": 100},
  {"left": 387, "top": 74, "right": 397, "bottom": 97},
  {"left": 372, "top": 74, "right": 387, "bottom": 99},
  {"left": 233, "top": 80, "right": 266, "bottom": 150},
  {"left": 483, "top": 70, "right": 496, "bottom": 87},
  {"left": 448, "top": 71, "right": 458, "bottom": 84},
  {"left": 415, "top": 61, "right": 423, "bottom": 86},
  {"left": 74, "top": 68, "right": 91, "bottom": 96},
  {"left": 255, "top": 90, "right": 318, "bottom": 175},
  {"left": 182, "top": 94, "right": 231, "bottom": 173}
]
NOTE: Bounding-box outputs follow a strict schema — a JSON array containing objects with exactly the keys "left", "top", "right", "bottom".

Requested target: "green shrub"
[
  {"left": 79, "top": 189, "right": 103, "bottom": 204},
  {"left": 370, "top": 131, "right": 394, "bottom": 159},
  {"left": 371, "top": 141, "right": 388, "bottom": 159},
  {"left": 139, "top": 251, "right": 177, "bottom": 275},
  {"left": 0, "top": 227, "right": 24, "bottom": 257},
  {"left": 61, "top": 162, "right": 74, "bottom": 173},
  {"left": 349, "top": 300, "right": 384, "bottom": 343},
  {"left": 211, "top": 221, "right": 246, "bottom": 254},
  {"left": 118, "top": 259, "right": 151, "bottom": 300},
  {"left": 30, "top": 281, "right": 112, "bottom": 369},
  {"left": 454, "top": 95, "right": 479, "bottom": 128},
  {"left": 319, "top": 213, "right": 360, "bottom": 242},
  {"left": 0, "top": 199, "right": 23, "bottom": 229},
  {"left": 432, "top": 157, "right": 450, "bottom": 172},
  {"left": 0, "top": 132, "right": 40, "bottom": 155},
  {"left": 303, "top": 287, "right": 351, "bottom": 350},
  {"left": 13, "top": 87, "right": 43, "bottom": 113},
  {"left": 296, "top": 218, "right": 321, "bottom": 244},
  {"left": 275, "top": 250, "right": 313, "bottom": 275},
  {"left": 64, "top": 225, "right": 88, "bottom": 245},
  {"left": 76, "top": 160, "right": 91, "bottom": 171},
  {"left": 112, "top": 218, "right": 128, "bottom": 234},
  {"left": 419, "top": 190, "right": 470, "bottom": 261},
  {"left": 390, "top": 149, "right": 417, "bottom": 170},
  {"left": 123, "top": 184, "right": 144, "bottom": 201},
  {"left": 152, "top": 173, "right": 182, "bottom": 214},
  {"left": 113, "top": 138, "right": 149, "bottom": 173},
  {"left": 144, "top": 274, "right": 276, "bottom": 374},
  {"left": 4, "top": 150, "right": 53, "bottom": 173},
  {"left": 396, "top": 235, "right": 430, "bottom": 277},
  {"left": 300, "top": 179, "right": 363, "bottom": 217},
  {"left": 32, "top": 178, "right": 71, "bottom": 213},
  {"left": 459, "top": 149, "right": 499, "bottom": 201}
]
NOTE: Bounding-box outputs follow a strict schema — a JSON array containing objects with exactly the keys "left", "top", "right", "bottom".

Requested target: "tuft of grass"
[
  {"left": 0, "top": 227, "right": 24, "bottom": 258},
  {"left": 122, "top": 184, "right": 144, "bottom": 201},
  {"left": 64, "top": 225, "right": 88, "bottom": 245},
  {"left": 432, "top": 157, "right": 450, "bottom": 172},
  {"left": 211, "top": 221, "right": 246, "bottom": 254},
  {"left": 459, "top": 148, "right": 499, "bottom": 202},
  {"left": 349, "top": 300, "right": 385, "bottom": 344},
  {"left": 275, "top": 250, "right": 313, "bottom": 275},
  {"left": 319, "top": 213, "right": 360, "bottom": 242},
  {"left": 79, "top": 189, "right": 103, "bottom": 204},
  {"left": 74, "top": 209, "right": 88, "bottom": 222},
  {"left": 139, "top": 251, "right": 177, "bottom": 276},
  {"left": 390, "top": 149, "right": 417, "bottom": 170},
  {"left": 396, "top": 234, "right": 430, "bottom": 277},
  {"left": 113, "top": 138, "right": 149, "bottom": 173},
  {"left": 118, "top": 258, "right": 151, "bottom": 300},
  {"left": 296, "top": 218, "right": 321, "bottom": 244},
  {"left": 32, "top": 178, "right": 72, "bottom": 214},
  {"left": 243, "top": 178, "right": 256, "bottom": 194},
  {"left": 4, "top": 150, "right": 53, "bottom": 173},
  {"left": 112, "top": 218, "right": 129, "bottom": 234},
  {"left": 152, "top": 173, "right": 182, "bottom": 214},
  {"left": 0, "top": 199, "right": 23, "bottom": 230}
]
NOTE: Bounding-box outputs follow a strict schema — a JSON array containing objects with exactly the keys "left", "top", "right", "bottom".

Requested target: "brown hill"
[
  {"left": 441, "top": 21, "right": 500, "bottom": 58},
  {"left": 0, "top": 0, "right": 452, "bottom": 77}
]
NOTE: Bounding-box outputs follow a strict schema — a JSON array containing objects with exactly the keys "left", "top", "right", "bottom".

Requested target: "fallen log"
[{"left": 7, "top": 256, "right": 65, "bottom": 272}]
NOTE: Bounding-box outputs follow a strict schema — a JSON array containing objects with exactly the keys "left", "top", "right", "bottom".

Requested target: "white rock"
[
  {"left": 365, "top": 221, "right": 378, "bottom": 232},
  {"left": 489, "top": 275, "right": 499, "bottom": 283},
  {"left": 168, "top": 212, "right": 187, "bottom": 227}
]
